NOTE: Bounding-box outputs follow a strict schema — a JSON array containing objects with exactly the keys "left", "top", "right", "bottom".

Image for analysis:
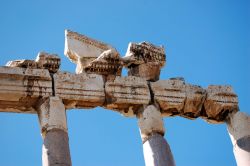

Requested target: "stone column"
[
  {"left": 137, "top": 105, "right": 175, "bottom": 166},
  {"left": 37, "top": 97, "right": 72, "bottom": 166},
  {"left": 226, "top": 112, "right": 250, "bottom": 166}
]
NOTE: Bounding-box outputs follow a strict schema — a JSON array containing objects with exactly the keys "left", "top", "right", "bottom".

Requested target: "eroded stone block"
[
  {"left": 105, "top": 76, "right": 150, "bottom": 116},
  {"left": 123, "top": 42, "right": 166, "bottom": 81},
  {"left": 0, "top": 67, "right": 52, "bottom": 113},
  {"left": 85, "top": 49, "right": 122, "bottom": 76},
  {"left": 203, "top": 85, "right": 238, "bottom": 123},
  {"left": 182, "top": 84, "right": 206, "bottom": 119},
  {"left": 151, "top": 79, "right": 186, "bottom": 116},
  {"left": 64, "top": 30, "right": 114, "bottom": 73},
  {"left": 35, "top": 52, "right": 61, "bottom": 73},
  {"left": 123, "top": 42, "right": 165, "bottom": 67},
  {"left": 6, "top": 52, "right": 61, "bottom": 73},
  {"left": 54, "top": 71, "right": 105, "bottom": 109}
]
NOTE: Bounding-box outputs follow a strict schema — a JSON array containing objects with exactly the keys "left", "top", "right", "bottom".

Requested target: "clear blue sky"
[{"left": 0, "top": 0, "right": 249, "bottom": 166}]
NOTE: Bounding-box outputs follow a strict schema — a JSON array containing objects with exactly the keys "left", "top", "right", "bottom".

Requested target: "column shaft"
[
  {"left": 138, "top": 105, "right": 175, "bottom": 166},
  {"left": 38, "top": 97, "right": 72, "bottom": 166},
  {"left": 227, "top": 112, "right": 250, "bottom": 166}
]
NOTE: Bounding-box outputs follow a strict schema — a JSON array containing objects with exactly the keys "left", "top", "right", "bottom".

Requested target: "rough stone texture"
[
  {"left": 0, "top": 66, "right": 52, "bottom": 113},
  {"left": 123, "top": 42, "right": 166, "bottom": 81},
  {"left": 37, "top": 97, "right": 67, "bottom": 137},
  {"left": 105, "top": 76, "right": 150, "bottom": 117},
  {"left": 35, "top": 52, "right": 61, "bottom": 73},
  {"left": 226, "top": 112, "right": 250, "bottom": 166},
  {"left": 42, "top": 129, "right": 72, "bottom": 166},
  {"left": 182, "top": 84, "right": 206, "bottom": 119},
  {"left": 151, "top": 79, "right": 186, "bottom": 116},
  {"left": 127, "top": 62, "right": 161, "bottom": 81},
  {"left": 143, "top": 133, "right": 176, "bottom": 166},
  {"left": 203, "top": 85, "right": 238, "bottom": 123},
  {"left": 123, "top": 42, "right": 165, "bottom": 67},
  {"left": 38, "top": 97, "right": 72, "bottom": 166},
  {"left": 227, "top": 112, "right": 250, "bottom": 144},
  {"left": 54, "top": 71, "right": 105, "bottom": 109},
  {"left": 64, "top": 30, "right": 113, "bottom": 73},
  {"left": 85, "top": 49, "right": 122, "bottom": 76},
  {"left": 138, "top": 105, "right": 165, "bottom": 143},
  {"left": 6, "top": 52, "right": 61, "bottom": 73}
]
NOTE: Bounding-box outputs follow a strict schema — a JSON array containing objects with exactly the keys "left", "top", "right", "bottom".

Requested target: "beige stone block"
[
  {"left": 203, "top": 85, "right": 238, "bottom": 123},
  {"left": 105, "top": 76, "right": 150, "bottom": 117},
  {"left": 151, "top": 79, "right": 186, "bottom": 116},
  {"left": 54, "top": 71, "right": 105, "bottom": 109},
  {"left": 85, "top": 49, "right": 122, "bottom": 76},
  {"left": 182, "top": 84, "right": 206, "bottom": 119},
  {"left": 0, "top": 67, "right": 52, "bottom": 113}
]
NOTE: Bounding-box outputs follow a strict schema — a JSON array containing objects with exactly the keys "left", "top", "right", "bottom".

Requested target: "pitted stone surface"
[
  {"left": 151, "top": 79, "right": 186, "bottom": 116},
  {"left": 123, "top": 42, "right": 165, "bottom": 81},
  {"left": 203, "top": 85, "right": 238, "bottom": 123},
  {"left": 0, "top": 66, "right": 52, "bottom": 113},
  {"left": 38, "top": 97, "right": 67, "bottom": 137},
  {"left": 85, "top": 49, "right": 122, "bottom": 76},
  {"left": 105, "top": 76, "right": 150, "bottom": 116},
  {"left": 182, "top": 84, "right": 206, "bottom": 119},
  {"left": 54, "top": 71, "right": 105, "bottom": 109},
  {"left": 227, "top": 112, "right": 250, "bottom": 143},
  {"left": 123, "top": 42, "right": 165, "bottom": 67},
  {"left": 6, "top": 52, "right": 60, "bottom": 73},
  {"left": 138, "top": 105, "right": 165, "bottom": 143}
]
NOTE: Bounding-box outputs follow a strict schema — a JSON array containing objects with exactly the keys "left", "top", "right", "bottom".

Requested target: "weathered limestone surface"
[
  {"left": 226, "top": 112, "right": 250, "bottom": 166},
  {"left": 182, "top": 84, "right": 206, "bottom": 119},
  {"left": 105, "top": 76, "right": 150, "bottom": 116},
  {"left": 137, "top": 105, "right": 175, "bottom": 166},
  {"left": 137, "top": 105, "right": 165, "bottom": 143},
  {"left": 151, "top": 79, "right": 186, "bottom": 116},
  {"left": 0, "top": 29, "right": 246, "bottom": 166},
  {"left": 203, "top": 85, "right": 238, "bottom": 123},
  {"left": 64, "top": 30, "right": 114, "bottom": 73},
  {"left": 123, "top": 42, "right": 165, "bottom": 67},
  {"left": 0, "top": 66, "right": 52, "bottom": 113},
  {"left": 7, "top": 52, "right": 61, "bottom": 73},
  {"left": 37, "top": 97, "right": 72, "bottom": 166},
  {"left": 54, "top": 71, "right": 105, "bottom": 109},
  {"left": 37, "top": 97, "right": 68, "bottom": 137},
  {"left": 123, "top": 42, "right": 166, "bottom": 81},
  {"left": 150, "top": 79, "right": 238, "bottom": 123},
  {"left": 143, "top": 133, "right": 176, "bottom": 166},
  {"left": 43, "top": 129, "right": 72, "bottom": 166},
  {"left": 85, "top": 49, "right": 122, "bottom": 76}
]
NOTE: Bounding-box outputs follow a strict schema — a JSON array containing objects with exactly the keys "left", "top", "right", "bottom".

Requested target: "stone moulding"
[
  {"left": 0, "top": 65, "right": 239, "bottom": 123},
  {"left": 151, "top": 79, "right": 186, "bottom": 116},
  {"left": 0, "top": 66, "right": 52, "bottom": 113},
  {"left": 64, "top": 30, "right": 114, "bottom": 73},
  {"left": 203, "top": 85, "right": 238, "bottom": 123},
  {"left": 182, "top": 84, "right": 206, "bottom": 119},
  {"left": 85, "top": 49, "right": 123, "bottom": 76},
  {"left": 6, "top": 52, "right": 61, "bottom": 73},
  {"left": 54, "top": 71, "right": 105, "bottom": 109},
  {"left": 150, "top": 79, "right": 238, "bottom": 123},
  {"left": 104, "top": 76, "right": 151, "bottom": 117}
]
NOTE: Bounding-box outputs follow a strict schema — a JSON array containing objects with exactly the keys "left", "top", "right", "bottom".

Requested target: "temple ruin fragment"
[{"left": 0, "top": 30, "right": 249, "bottom": 166}]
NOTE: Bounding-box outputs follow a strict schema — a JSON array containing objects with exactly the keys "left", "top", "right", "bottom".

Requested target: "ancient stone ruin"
[{"left": 0, "top": 30, "right": 249, "bottom": 166}]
